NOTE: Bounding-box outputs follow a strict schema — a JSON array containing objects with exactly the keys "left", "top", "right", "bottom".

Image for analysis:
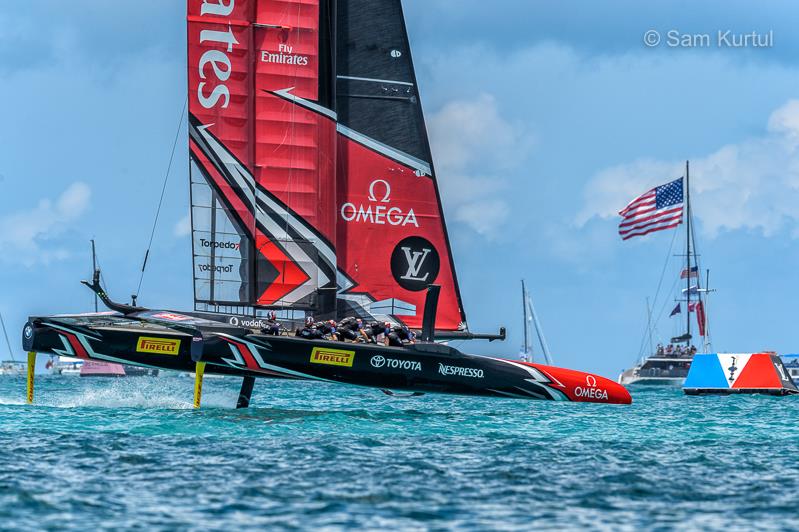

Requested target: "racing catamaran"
[{"left": 22, "top": 0, "right": 631, "bottom": 407}]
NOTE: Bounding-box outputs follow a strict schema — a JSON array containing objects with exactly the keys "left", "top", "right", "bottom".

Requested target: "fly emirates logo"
[
  {"left": 196, "top": 0, "right": 238, "bottom": 109},
  {"left": 261, "top": 43, "right": 309, "bottom": 66},
  {"left": 340, "top": 180, "right": 419, "bottom": 228}
]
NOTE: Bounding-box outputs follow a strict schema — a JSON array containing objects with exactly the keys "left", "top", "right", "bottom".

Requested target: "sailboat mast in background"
[
  {"left": 520, "top": 280, "right": 553, "bottom": 365},
  {"left": 0, "top": 311, "right": 15, "bottom": 363},
  {"left": 520, "top": 280, "right": 531, "bottom": 362},
  {"left": 684, "top": 160, "right": 691, "bottom": 345},
  {"left": 91, "top": 239, "right": 98, "bottom": 313}
]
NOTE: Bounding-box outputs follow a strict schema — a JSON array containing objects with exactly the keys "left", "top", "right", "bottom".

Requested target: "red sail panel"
[
  {"left": 188, "top": 1, "right": 257, "bottom": 307},
  {"left": 188, "top": 1, "right": 254, "bottom": 169},
  {"left": 336, "top": 138, "right": 463, "bottom": 330},
  {"left": 252, "top": 0, "right": 337, "bottom": 307},
  {"left": 254, "top": 0, "right": 319, "bottom": 101},
  {"left": 188, "top": 0, "right": 337, "bottom": 313}
]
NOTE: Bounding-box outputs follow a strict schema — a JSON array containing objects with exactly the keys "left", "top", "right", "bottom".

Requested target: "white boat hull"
[{"left": 618, "top": 374, "right": 684, "bottom": 386}]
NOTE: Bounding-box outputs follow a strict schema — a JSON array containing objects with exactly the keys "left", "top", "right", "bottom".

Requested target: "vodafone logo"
[{"left": 340, "top": 179, "right": 419, "bottom": 228}]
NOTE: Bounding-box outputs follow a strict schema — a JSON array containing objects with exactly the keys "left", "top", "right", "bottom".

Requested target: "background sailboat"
[
  {"left": 519, "top": 280, "right": 553, "bottom": 365},
  {"left": 0, "top": 311, "right": 25, "bottom": 376}
]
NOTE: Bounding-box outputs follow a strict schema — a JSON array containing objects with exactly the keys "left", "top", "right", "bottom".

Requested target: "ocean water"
[{"left": 1, "top": 375, "right": 798, "bottom": 531}]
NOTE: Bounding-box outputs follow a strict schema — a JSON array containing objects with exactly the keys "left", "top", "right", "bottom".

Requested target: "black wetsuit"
[
  {"left": 315, "top": 321, "right": 337, "bottom": 340},
  {"left": 386, "top": 325, "right": 414, "bottom": 347},
  {"left": 364, "top": 321, "right": 388, "bottom": 343},
  {"left": 298, "top": 326, "right": 325, "bottom": 340},
  {"left": 337, "top": 317, "right": 361, "bottom": 342},
  {"left": 262, "top": 320, "right": 281, "bottom": 336}
]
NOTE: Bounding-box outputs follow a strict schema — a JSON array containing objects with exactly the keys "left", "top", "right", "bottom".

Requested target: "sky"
[{"left": 2, "top": 1, "right": 799, "bottom": 377}]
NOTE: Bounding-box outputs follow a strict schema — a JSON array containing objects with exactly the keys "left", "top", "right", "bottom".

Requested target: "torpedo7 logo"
[{"left": 390, "top": 236, "right": 440, "bottom": 291}]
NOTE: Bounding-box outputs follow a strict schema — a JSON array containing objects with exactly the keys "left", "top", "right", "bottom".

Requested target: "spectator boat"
[{"left": 618, "top": 162, "right": 712, "bottom": 387}]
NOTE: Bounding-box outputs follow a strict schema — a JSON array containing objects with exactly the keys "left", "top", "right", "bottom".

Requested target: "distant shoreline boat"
[
  {"left": 0, "top": 311, "right": 24, "bottom": 376},
  {"left": 0, "top": 360, "right": 25, "bottom": 377},
  {"left": 77, "top": 360, "right": 159, "bottom": 378},
  {"left": 46, "top": 356, "right": 83, "bottom": 376}
]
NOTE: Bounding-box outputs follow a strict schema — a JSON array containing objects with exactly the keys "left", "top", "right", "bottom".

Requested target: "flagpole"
[
  {"left": 685, "top": 160, "right": 691, "bottom": 346},
  {"left": 704, "top": 268, "right": 711, "bottom": 353},
  {"left": 646, "top": 297, "right": 654, "bottom": 357}
]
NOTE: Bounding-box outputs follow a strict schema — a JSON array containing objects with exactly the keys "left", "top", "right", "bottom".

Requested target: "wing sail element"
[
  {"left": 187, "top": 0, "right": 466, "bottom": 331},
  {"left": 188, "top": 0, "right": 338, "bottom": 316},
  {"left": 334, "top": 0, "right": 466, "bottom": 330}
]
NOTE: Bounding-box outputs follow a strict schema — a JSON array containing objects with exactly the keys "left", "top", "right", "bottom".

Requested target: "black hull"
[{"left": 22, "top": 313, "right": 631, "bottom": 405}]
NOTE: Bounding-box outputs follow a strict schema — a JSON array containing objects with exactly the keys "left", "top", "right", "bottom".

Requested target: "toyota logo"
[{"left": 371, "top": 355, "right": 386, "bottom": 368}]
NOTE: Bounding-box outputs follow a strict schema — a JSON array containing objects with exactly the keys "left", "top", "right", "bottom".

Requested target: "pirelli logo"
[
  {"left": 136, "top": 336, "right": 181, "bottom": 356},
  {"left": 310, "top": 347, "right": 355, "bottom": 367}
]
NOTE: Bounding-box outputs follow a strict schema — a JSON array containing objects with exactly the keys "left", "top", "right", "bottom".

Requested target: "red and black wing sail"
[
  {"left": 187, "top": 0, "right": 338, "bottom": 315},
  {"left": 187, "top": 0, "right": 466, "bottom": 330},
  {"left": 334, "top": 0, "right": 467, "bottom": 330}
]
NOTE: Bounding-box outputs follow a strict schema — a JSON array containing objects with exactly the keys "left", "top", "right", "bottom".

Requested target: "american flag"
[
  {"left": 618, "top": 178, "right": 684, "bottom": 240},
  {"left": 680, "top": 266, "right": 699, "bottom": 279}
]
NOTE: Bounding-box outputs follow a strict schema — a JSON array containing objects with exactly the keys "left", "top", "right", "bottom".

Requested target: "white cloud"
[
  {"left": 0, "top": 182, "right": 91, "bottom": 265},
  {"left": 428, "top": 94, "right": 532, "bottom": 239},
  {"left": 173, "top": 214, "right": 191, "bottom": 237},
  {"left": 577, "top": 99, "right": 799, "bottom": 238},
  {"left": 453, "top": 199, "right": 509, "bottom": 237}
]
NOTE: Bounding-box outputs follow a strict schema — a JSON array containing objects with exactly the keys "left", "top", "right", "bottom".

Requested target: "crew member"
[
  {"left": 363, "top": 321, "right": 388, "bottom": 344},
  {"left": 263, "top": 310, "right": 281, "bottom": 336},
  {"left": 386, "top": 324, "right": 415, "bottom": 347},
  {"left": 298, "top": 323, "right": 325, "bottom": 340},
  {"left": 337, "top": 317, "right": 363, "bottom": 342},
  {"left": 316, "top": 320, "right": 338, "bottom": 341}
]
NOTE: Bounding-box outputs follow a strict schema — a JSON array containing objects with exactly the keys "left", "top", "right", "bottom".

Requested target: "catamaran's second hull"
[
  {"left": 23, "top": 314, "right": 631, "bottom": 405},
  {"left": 197, "top": 334, "right": 631, "bottom": 403}
]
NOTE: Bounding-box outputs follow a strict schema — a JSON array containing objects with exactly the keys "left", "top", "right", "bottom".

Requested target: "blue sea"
[{"left": 1, "top": 375, "right": 798, "bottom": 531}]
